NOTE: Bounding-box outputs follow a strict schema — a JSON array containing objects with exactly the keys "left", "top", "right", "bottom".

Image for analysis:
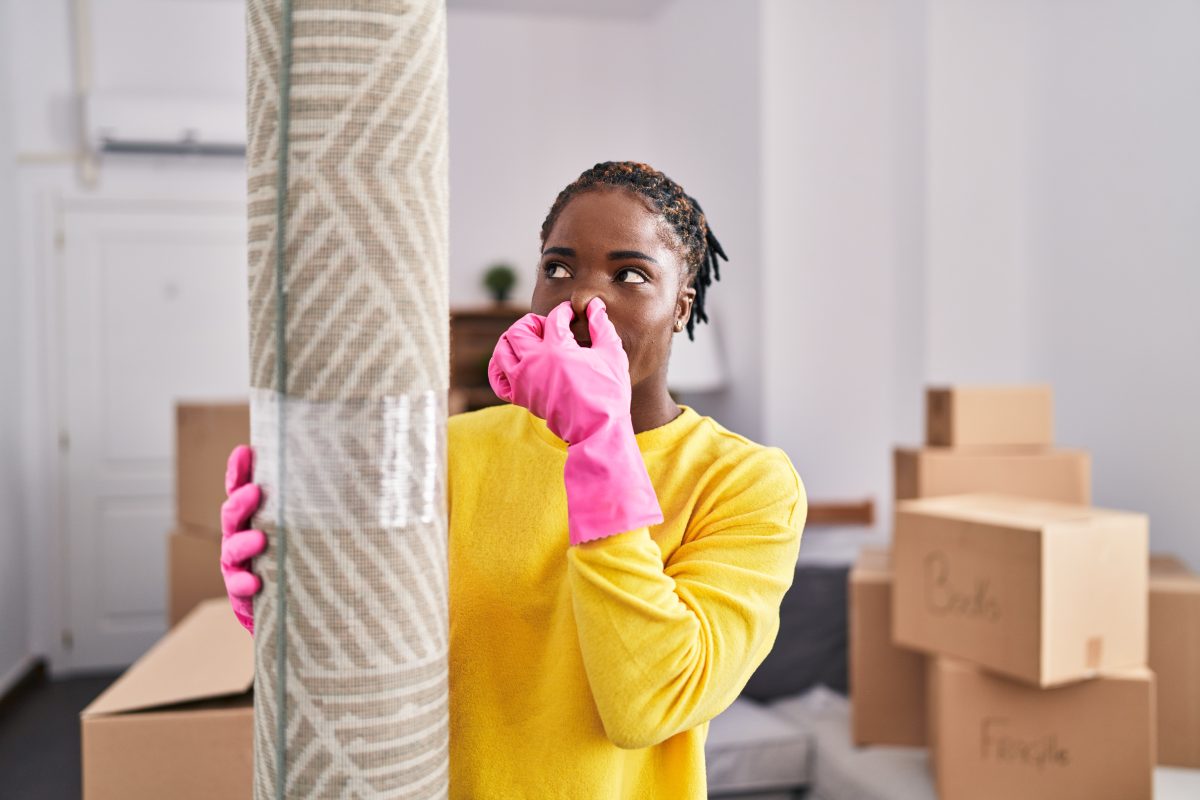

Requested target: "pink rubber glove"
[
  {"left": 488, "top": 297, "right": 664, "bottom": 545},
  {"left": 220, "top": 445, "right": 267, "bottom": 635}
]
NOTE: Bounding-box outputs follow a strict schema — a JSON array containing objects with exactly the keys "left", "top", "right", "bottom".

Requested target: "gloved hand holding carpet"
[{"left": 219, "top": 444, "right": 266, "bottom": 635}]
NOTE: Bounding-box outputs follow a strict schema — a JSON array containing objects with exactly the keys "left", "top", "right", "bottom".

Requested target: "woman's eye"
[{"left": 543, "top": 263, "right": 647, "bottom": 283}]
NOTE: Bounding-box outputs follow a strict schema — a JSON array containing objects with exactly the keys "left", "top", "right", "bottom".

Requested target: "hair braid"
[{"left": 539, "top": 161, "right": 728, "bottom": 341}]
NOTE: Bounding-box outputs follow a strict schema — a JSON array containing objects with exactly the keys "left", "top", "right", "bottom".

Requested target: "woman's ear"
[{"left": 675, "top": 285, "right": 697, "bottom": 330}]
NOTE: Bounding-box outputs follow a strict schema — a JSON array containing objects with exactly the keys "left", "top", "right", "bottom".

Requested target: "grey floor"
[
  {"left": 0, "top": 670, "right": 816, "bottom": 800},
  {"left": 0, "top": 670, "right": 120, "bottom": 799}
]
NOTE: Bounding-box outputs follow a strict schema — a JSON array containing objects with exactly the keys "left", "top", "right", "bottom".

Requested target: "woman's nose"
[
  {"left": 566, "top": 293, "right": 602, "bottom": 343},
  {"left": 569, "top": 292, "right": 601, "bottom": 321}
]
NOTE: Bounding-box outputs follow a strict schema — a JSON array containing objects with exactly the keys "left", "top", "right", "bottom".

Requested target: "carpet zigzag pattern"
[{"left": 246, "top": 1, "right": 450, "bottom": 797}]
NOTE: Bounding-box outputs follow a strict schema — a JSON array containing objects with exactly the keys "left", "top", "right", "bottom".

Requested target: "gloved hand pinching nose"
[
  {"left": 488, "top": 297, "right": 630, "bottom": 445},
  {"left": 220, "top": 444, "right": 267, "bottom": 635},
  {"left": 488, "top": 297, "right": 664, "bottom": 545}
]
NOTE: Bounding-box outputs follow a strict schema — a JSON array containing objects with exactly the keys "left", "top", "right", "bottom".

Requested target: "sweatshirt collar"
[{"left": 524, "top": 404, "right": 702, "bottom": 453}]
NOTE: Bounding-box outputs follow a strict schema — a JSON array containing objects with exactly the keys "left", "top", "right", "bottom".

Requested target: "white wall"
[
  {"left": 1026, "top": 0, "right": 1200, "bottom": 567},
  {"left": 923, "top": 0, "right": 1034, "bottom": 382},
  {"left": 446, "top": 1, "right": 765, "bottom": 438},
  {"left": 7, "top": 0, "right": 251, "bottom": 673},
  {"left": 638, "top": 0, "right": 765, "bottom": 441},
  {"left": 445, "top": 9, "right": 658, "bottom": 307},
  {"left": 10, "top": 0, "right": 75, "bottom": 155},
  {"left": 914, "top": 0, "right": 1200, "bottom": 566},
  {"left": 761, "top": 0, "right": 926, "bottom": 535},
  {"left": 0, "top": 0, "right": 33, "bottom": 693},
  {"left": 761, "top": 0, "right": 1200, "bottom": 570},
  {"left": 7, "top": 0, "right": 79, "bottom": 677}
]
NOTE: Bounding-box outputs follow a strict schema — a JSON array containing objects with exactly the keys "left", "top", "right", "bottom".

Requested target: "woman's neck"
[{"left": 629, "top": 380, "right": 682, "bottom": 434}]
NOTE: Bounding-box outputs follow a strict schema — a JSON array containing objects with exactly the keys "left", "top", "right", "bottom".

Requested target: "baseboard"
[{"left": 0, "top": 654, "right": 47, "bottom": 710}]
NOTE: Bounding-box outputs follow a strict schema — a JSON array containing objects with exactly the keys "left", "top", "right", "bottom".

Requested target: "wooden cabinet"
[{"left": 449, "top": 303, "right": 530, "bottom": 414}]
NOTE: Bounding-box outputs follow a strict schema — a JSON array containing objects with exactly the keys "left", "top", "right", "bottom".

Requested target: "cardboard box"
[
  {"left": 892, "top": 494, "right": 1148, "bottom": 687},
  {"left": 176, "top": 400, "right": 250, "bottom": 535},
  {"left": 81, "top": 598, "right": 253, "bottom": 800},
  {"left": 926, "top": 385, "right": 1053, "bottom": 448},
  {"left": 849, "top": 547, "right": 926, "bottom": 746},
  {"left": 928, "top": 657, "right": 1155, "bottom": 800},
  {"left": 894, "top": 447, "right": 1091, "bottom": 505},
  {"left": 1150, "top": 553, "right": 1193, "bottom": 577},
  {"left": 168, "top": 525, "right": 227, "bottom": 627},
  {"left": 1149, "top": 553, "right": 1200, "bottom": 767}
]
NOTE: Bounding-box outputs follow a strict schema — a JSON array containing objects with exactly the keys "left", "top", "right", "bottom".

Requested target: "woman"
[{"left": 219, "top": 161, "right": 807, "bottom": 798}]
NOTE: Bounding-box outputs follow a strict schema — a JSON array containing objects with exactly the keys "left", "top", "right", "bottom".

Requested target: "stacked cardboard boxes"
[
  {"left": 849, "top": 385, "right": 1179, "bottom": 799},
  {"left": 852, "top": 385, "right": 1092, "bottom": 746},
  {"left": 168, "top": 401, "right": 251, "bottom": 626},
  {"left": 898, "top": 493, "right": 1153, "bottom": 799},
  {"left": 848, "top": 547, "right": 927, "bottom": 746},
  {"left": 81, "top": 400, "right": 254, "bottom": 798},
  {"left": 894, "top": 385, "right": 1091, "bottom": 505},
  {"left": 1149, "top": 555, "right": 1200, "bottom": 767}
]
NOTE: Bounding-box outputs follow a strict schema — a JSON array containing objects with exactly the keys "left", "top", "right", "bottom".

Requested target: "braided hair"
[{"left": 539, "top": 161, "right": 728, "bottom": 341}]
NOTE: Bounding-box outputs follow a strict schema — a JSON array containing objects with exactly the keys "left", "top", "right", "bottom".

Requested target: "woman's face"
[{"left": 531, "top": 186, "right": 695, "bottom": 388}]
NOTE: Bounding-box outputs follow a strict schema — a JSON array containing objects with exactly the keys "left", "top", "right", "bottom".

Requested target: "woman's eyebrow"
[
  {"left": 540, "top": 246, "right": 658, "bottom": 266},
  {"left": 608, "top": 250, "right": 658, "bottom": 264}
]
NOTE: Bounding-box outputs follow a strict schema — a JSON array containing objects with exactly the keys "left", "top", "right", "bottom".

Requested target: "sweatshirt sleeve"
[{"left": 564, "top": 446, "right": 806, "bottom": 750}]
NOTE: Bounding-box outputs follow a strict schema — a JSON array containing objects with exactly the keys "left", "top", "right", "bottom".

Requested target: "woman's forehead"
[{"left": 546, "top": 187, "right": 678, "bottom": 255}]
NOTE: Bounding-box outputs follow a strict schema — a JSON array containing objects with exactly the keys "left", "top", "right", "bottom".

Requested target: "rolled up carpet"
[{"left": 245, "top": 0, "right": 450, "bottom": 796}]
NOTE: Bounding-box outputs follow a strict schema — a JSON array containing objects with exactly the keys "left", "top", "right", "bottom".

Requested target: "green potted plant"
[{"left": 483, "top": 262, "right": 517, "bottom": 304}]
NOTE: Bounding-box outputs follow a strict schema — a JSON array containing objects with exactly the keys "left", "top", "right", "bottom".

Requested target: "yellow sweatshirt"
[{"left": 447, "top": 402, "right": 806, "bottom": 799}]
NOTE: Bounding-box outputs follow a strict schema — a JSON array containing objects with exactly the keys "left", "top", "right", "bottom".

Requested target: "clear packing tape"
[
  {"left": 245, "top": 1, "right": 450, "bottom": 797},
  {"left": 251, "top": 390, "right": 444, "bottom": 532}
]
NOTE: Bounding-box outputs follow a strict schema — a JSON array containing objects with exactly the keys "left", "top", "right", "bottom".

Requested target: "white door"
[{"left": 60, "top": 195, "right": 249, "bottom": 671}]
